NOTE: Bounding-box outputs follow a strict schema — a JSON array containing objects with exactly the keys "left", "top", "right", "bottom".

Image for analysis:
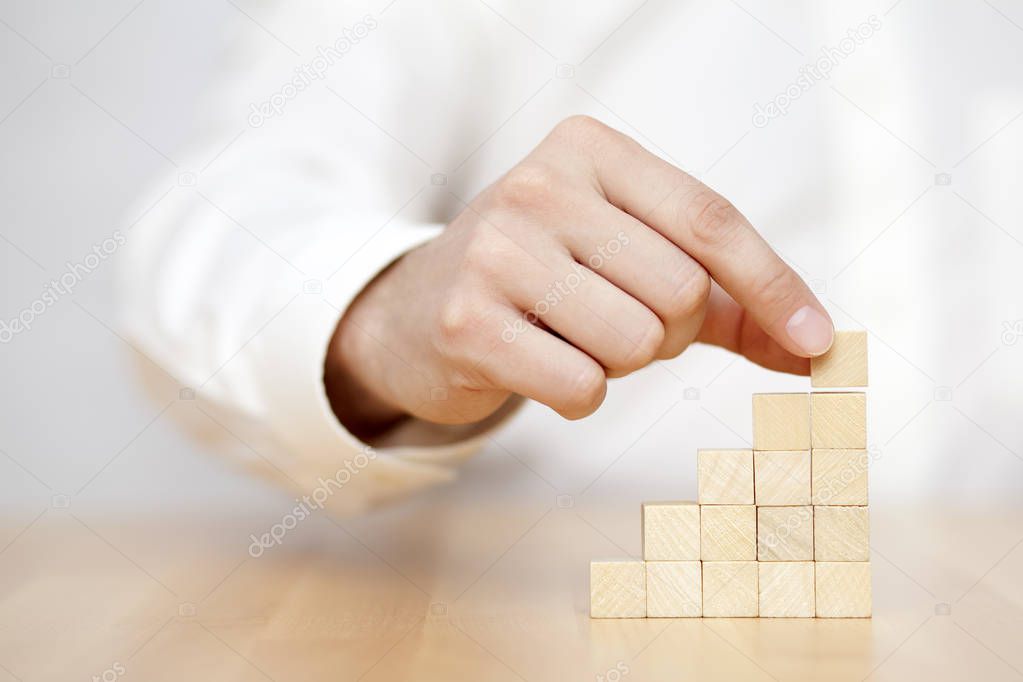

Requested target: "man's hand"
[{"left": 325, "top": 116, "right": 833, "bottom": 437}]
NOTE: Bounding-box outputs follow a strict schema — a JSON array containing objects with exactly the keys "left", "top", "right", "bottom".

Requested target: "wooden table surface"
[{"left": 2, "top": 490, "right": 1021, "bottom": 682}]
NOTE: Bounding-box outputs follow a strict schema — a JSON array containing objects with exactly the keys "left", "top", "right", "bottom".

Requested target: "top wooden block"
[
  {"left": 812, "top": 331, "right": 868, "bottom": 388},
  {"left": 752, "top": 394, "right": 810, "bottom": 451},
  {"left": 698, "top": 449, "right": 754, "bottom": 504}
]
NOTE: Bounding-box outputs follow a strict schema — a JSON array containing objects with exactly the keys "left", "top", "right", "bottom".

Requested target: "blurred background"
[{"left": 1, "top": 0, "right": 1022, "bottom": 677}]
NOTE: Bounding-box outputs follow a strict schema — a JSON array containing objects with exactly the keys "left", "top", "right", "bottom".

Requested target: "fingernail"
[{"left": 785, "top": 305, "right": 834, "bottom": 356}]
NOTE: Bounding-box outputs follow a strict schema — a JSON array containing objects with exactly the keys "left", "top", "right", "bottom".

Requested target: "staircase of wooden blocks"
[{"left": 590, "top": 331, "right": 870, "bottom": 619}]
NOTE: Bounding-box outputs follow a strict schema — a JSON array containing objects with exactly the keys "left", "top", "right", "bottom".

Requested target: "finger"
[
  {"left": 560, "top": 117, "right": 834, "bottom": 357},
  {"left": 696, "top": 284, "right": 810, "bottom": 375},
  {"left": 502, "top": 247, "right": 665, "bottom": 374},
  {"left": 554, "top": 199, "right": 711, "bottom": 359},
  {"left": 474, "top": 306, "right": 608, "bottom": 419}
]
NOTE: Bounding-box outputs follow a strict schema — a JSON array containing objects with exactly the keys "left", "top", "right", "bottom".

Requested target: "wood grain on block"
[
  {"left": 810, "top": 392, "right": 866, "bottom": 449},
  {"left": 698, "top": 449, "right": 754, "bottom": 504},
  {"left": 815, "top": 562, "right": 872, "bottom": 618},
  {"left": 753, "top": 393, "right": 810, "bottom": 451},
  {"left": 812, "top": 449, "right": 869, "bottom": 505},
  {"left": 701, "top": 505, "right": 756, "bottom": 561},
  {"left": 754, "top": 450, "right": 811, "bottom": 505},
  {"left": 757, "top": 506, "right": 813, "bottom": 561},
  {"left": 646, "top": 561, "right": 702, "bottom": 617},
  {"left": 703, "top": 561, "right": 758, "bottom": 617},
  {"left": 811, "top": 331, "right": 868, "bottom": 388},
  {"left": 758, "top": 562, "right": 815, "bottom": 618},
  {"left": 642, "top": 502, "right": 700, "bottom": 561},
  {"left": 814, "top": 506, "right": 869, "bottom": 561},
  {"left": 590, "top": 560, "right": 646, "bottom": 618}
]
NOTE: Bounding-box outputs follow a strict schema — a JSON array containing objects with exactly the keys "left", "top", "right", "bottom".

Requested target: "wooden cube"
[
  {"left": 814, "top": 506, "right": 869, "bottom": 561},
  {"left": 812, "top": 449, "right": 869, "bottom": 505},
  {"left": 811, "top": 331, "right": 868, "bottom": 388},
  {"left": 815, "top": 562, "right": 872, "bottom": 617},
  {"left": 754, "top": 450, "right": 810, "bottom": 505},
  {"left": 590, "top": 560, "right": 646, "bottom": 618},
  {"left": 642, "top": 502, "right": 700, "bottom": 561},
  {"left": 757, "top": 506, "right": 813, "bottom": 561},
  {"left": 811, "top": 392, "right": 866, "bottom": 449},
  {"left": 703, "top": 561, "right": 758, "bottom": 617},
  {"left": 646, "top": 561, "right": 702, "bottom": 617},
  {"left": 758, "top": 562, "right": 815, "bottom": 617},
  {"left": 753, "top": 394, "right": 810, "bottom": 451},
  {"left": 698, "top": 449, "right": 754, "bottom": 504},
  {"left": 701, "top": 505, "right": 756, "bottom": 561}
]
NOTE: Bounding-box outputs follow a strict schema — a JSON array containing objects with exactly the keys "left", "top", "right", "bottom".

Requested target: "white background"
[{"left": 1, "top": 0, "right": 1021, "bottom": 540}]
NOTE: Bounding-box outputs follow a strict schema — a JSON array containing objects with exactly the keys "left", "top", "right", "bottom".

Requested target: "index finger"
[{"left": 560, "top": 117, "right": 834, "bottom": 358}]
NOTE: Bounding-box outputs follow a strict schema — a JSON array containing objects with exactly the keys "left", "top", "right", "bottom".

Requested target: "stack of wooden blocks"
[{"left": 590, "top": 331, "right": 871, "bottom": 618}]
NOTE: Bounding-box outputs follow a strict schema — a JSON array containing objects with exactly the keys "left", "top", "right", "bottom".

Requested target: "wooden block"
[
  {"left": 811, "top": 392, "right": 866, "bottom": 448},
  {"left": 815, "top": 562, "right": 872, "bottom": 617},
  {"left": 758, "top": 562, "right": 815, "bottom": 617},
  {"left": 811, "top": 331, "right": 868, "bottom": 388},
  {"left": 643, "top": 502, "right": 700, "bottom": 561},
  {"left": 812, "top": 449, "right": 869, "bottom": 505},
  {"left": 757, "top": 506, "right": 813, "bottom": 561},
  {"left": 590, "top": 560, "right": 646, "bottom": 618},
  {"left": 754, "top": 450, "right": 810, "bottom": 505},
  {"left": 698, "top": 449, "right": 754, "bottom": 504},
  {"left": 752, "top": 393, "right": 810, "bottom": 451},
  {"left": 702, "top": 561, "right": 758, "bottom": 617},
  {"left": 701, "top": 505, "right": 756, "bottom": 560},
  {"left": 646, "top": 561, "right": 702, "bottom": 617},
  {"left": 814, "top": 506, "right": 869, "bottom": 561}
]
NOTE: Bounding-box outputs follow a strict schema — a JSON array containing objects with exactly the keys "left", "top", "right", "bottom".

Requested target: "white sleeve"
[{"left": 118, "top": 131, "right": 523, "bottom": 517}]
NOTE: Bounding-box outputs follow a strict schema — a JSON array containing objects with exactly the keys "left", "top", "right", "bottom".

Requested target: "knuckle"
[
  {"left": 461, "top": 223, "right": 509, "bottom": 278},
  {"left": 435, "top": 296, "right": 485, "bottom": 349},
  {"left": 617, "top": 317, "right": 664, "bottom": 371},
  {"left": 668, "top": 266, "right": 712, "bottom": 319},
  {"left": 563, "top": 363, "right": 607, "bottom": 418},
  {"left": 552, "top": 115, "right": 610, "bottom": 144},
  {"left": 684, "top": 190, "right": 742, "bottom": 248},
  {"left": 491, "top": 163, "right": 557, "bottom": 209},
  {"left": 753, "top": 265, "right": 802, "bottom": 313}
]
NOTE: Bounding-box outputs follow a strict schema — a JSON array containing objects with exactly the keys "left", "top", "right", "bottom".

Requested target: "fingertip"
[{"left": 783, "top": 305, "right": 834, "bottom": 357}]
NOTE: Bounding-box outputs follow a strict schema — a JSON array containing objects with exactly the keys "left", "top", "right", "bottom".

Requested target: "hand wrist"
[{"left": 324, "top": 276, "right": 408, "bottom": 441}]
